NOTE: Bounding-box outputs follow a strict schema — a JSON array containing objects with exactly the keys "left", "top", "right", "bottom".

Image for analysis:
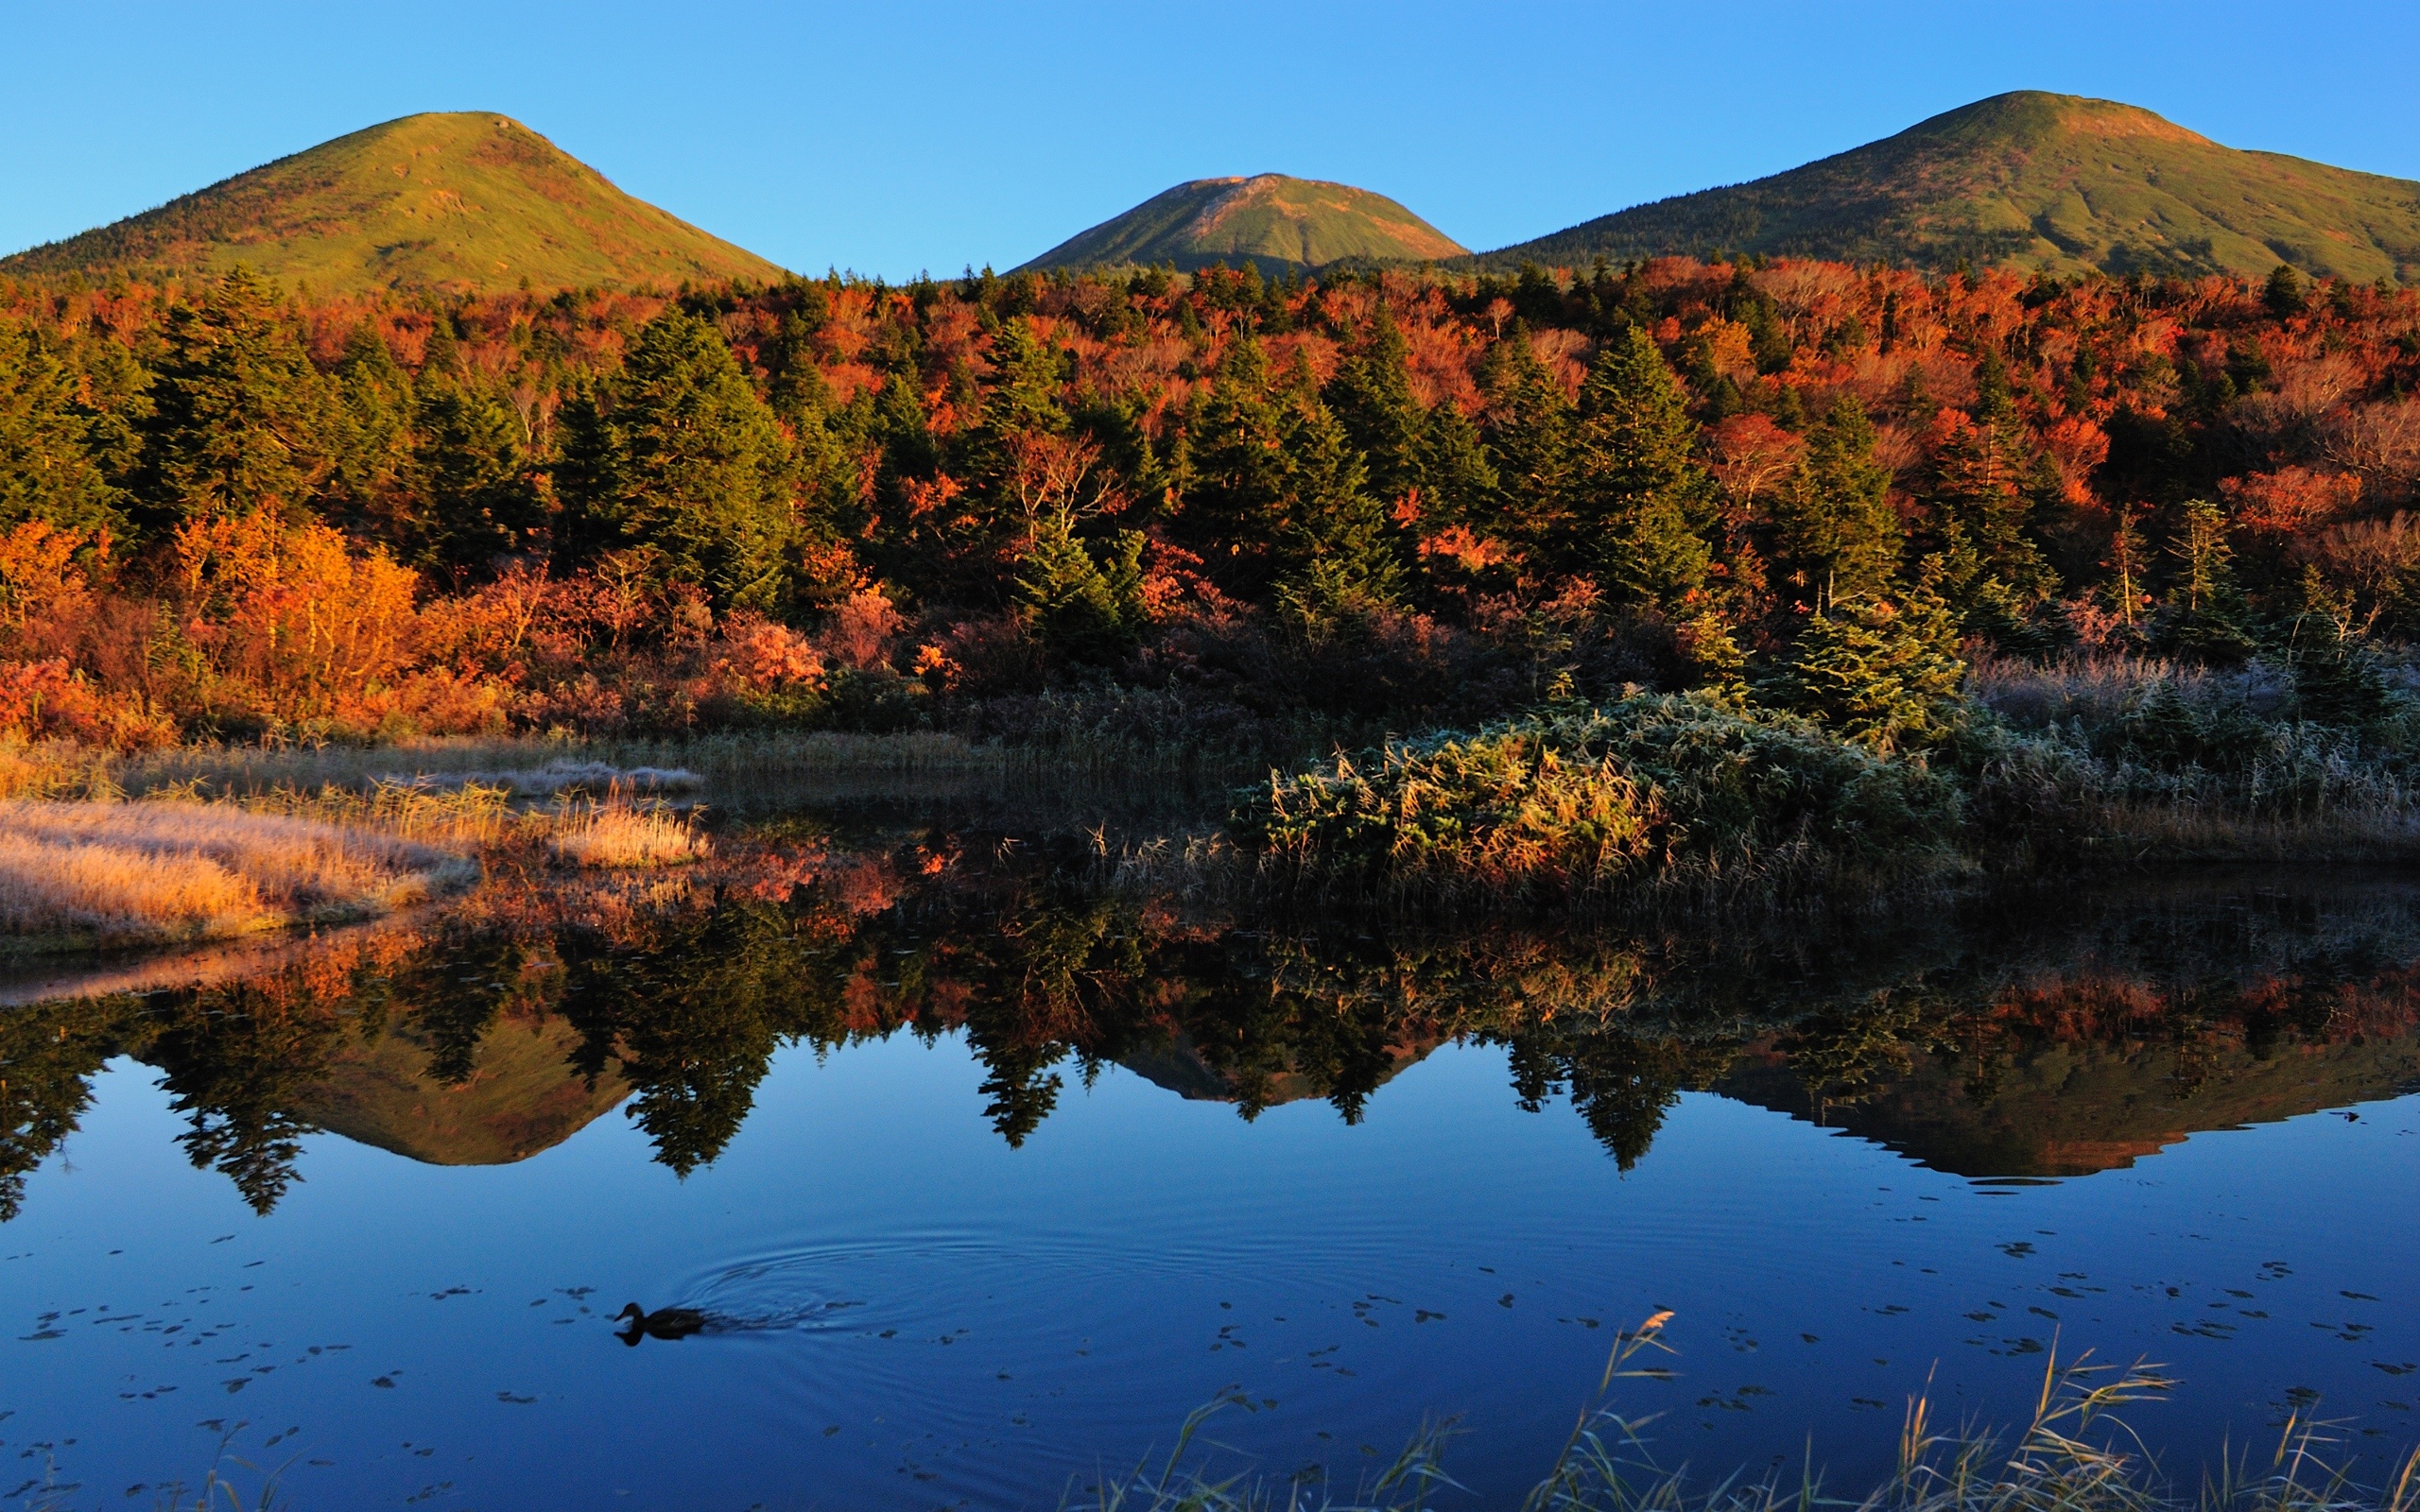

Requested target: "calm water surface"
[{"left": 3, "top": 825, "right": 2417, "bottom": 1510}]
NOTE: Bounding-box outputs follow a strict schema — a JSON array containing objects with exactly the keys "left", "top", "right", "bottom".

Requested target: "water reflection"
[{"left": 6, "top": 836, "right": 2418, "bottom": 1220}]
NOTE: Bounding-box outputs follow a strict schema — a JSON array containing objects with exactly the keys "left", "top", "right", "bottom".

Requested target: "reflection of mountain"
[
  {"left": 14, "top": 849, "right": 2420, "bottom": 1221},
  {"left": 297, "top": 1012, "right": 628, "bottom": 1166},
  {"left": 1119, "top": 1033, "right": 1438, "bottom": 1110},
  {"left": 1719, "top": 1031, "right": 2420, "bottom": 1179}
]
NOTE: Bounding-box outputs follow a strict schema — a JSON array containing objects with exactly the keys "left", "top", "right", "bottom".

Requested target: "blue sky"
[{"left": 6, "top": 1, "right": 2415, "bottom": 279}]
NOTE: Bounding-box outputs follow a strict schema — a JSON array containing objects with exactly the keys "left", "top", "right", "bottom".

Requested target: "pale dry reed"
[
  {"left": 1077, "top": 1315, "right": 2420, "bottom": 1512},
  {"left": 0, "top": 799, "right": 472, "bottom": 950},
  {"left": 544, "top": 793, "right": 710, "bottom": 869}
]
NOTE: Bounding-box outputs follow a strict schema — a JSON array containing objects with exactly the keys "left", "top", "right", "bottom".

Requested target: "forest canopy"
[{"left": 0, "top": 250, "right": 2414, "bottom": 747}]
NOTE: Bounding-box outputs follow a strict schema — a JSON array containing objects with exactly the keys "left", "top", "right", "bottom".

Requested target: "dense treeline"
[{"left": 0, "top": 253, "right": 2415, "bottom": 746}]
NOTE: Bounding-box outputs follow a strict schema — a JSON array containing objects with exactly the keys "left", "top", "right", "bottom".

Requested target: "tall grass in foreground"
[
  {"left": 544, "top": 787, "right": 710, "bottom": 868},
  {"left": 0, "top": 799, "right": 472, "bottom": 951},
  {"left": 1081, "top": 1316, "right": 2420, "bottom": 1512}
]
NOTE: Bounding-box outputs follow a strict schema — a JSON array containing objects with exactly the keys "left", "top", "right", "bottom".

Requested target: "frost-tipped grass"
[
  {"left": 0, "top": 798, "right": 471, "bottom": 952},
  {"left": 544, "top": 789, "right": 709, "bottom": 869}
]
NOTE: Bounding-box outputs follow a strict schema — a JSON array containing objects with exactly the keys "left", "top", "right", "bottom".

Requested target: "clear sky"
[{"left": 6, "top": 0, "right": 2415, "bottom": 280}]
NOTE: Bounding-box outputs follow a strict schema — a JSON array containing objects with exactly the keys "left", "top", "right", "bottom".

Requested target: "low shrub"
[{"left": 1232, "top": 693, "right": 1966, "bottom": 902}]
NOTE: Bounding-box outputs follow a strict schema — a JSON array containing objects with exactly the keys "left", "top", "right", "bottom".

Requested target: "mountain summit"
[
  {"left": 1018, "top": 174, "right": 1465, "bottom": 274},
  {"left": 1, "top": 112, "right": 786, "bottom": 293},
  {"left": 1480, "top": 92, "right": 2420, "bottom": 283}
]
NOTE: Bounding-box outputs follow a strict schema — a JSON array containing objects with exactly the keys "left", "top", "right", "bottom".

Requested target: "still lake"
[{"left": 3, "top": 816, "right": 2417, "bottom": 1510}]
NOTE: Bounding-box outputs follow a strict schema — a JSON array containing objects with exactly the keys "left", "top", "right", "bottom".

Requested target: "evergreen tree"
[
  {"left": 1476, "top": 322, "right": 1572, "bottom": 548},
  {"left": 2264, "top": 263, "right": 2305, "bottom": 319},
  {"left": 139, "top": 266, "right": 334, "bottom": 525},
  {"left": 1409, "top": 398, "right": 1500, "bottom": 528},
  {"left": 2155, "top": 496, "right": 2256, "bottom": 662},
  {"left": 1764, "top": 588, "right": 1968, "bottom": 752},
  {"left": 1326, "top": 300, "right": 1423, "bottom": 503},
  {"left": 1014, "top": 523, "right": 1148, "bottom": 663},
  {"left": 1772, "top": 395, "right": 1899, "bottom": 609},
  {"left": 1272, "top": 397, "right": 1406, "bottom": 627},
  {"left": 0, "top": 320, "right": 130, "bottom": 537},
  {"left": 1567, "top": 326, "right": 1713, "bottom": 610},
  {"left": 1174, "top": 332, "right": 1291, "bottom": 593},
  {"left": 556, "top": 308, "right": 800, "bottom": 612},
  {"left": 410, "top": 375, "right": 543, "bottom": 576},
  {"left": 329, "top": 324, "right": 416, "bottom": 545},
  {"left": 1923, "top": 392, "right": 2058, "bottom": 642}
]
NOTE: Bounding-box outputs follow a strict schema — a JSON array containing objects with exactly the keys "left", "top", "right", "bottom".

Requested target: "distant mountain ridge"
[
  {"left": 1478, "top": 92, "right": 2420, "bottom": 284},
  {"left": 1018, "top": 174, "right": 1466, "bottom": 275},
  {"left": 0, "top": 112, "right": 786, "bottom": 293}
]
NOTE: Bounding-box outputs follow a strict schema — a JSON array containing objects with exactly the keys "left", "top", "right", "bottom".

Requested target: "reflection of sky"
[{"left": 8, "top": 1038, "right": 2415, "bottom": 1511}]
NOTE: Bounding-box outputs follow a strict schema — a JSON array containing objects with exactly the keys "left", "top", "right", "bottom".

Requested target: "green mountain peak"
[
  {"left": 1019, "top": 173, "right": 1467, "bottom": 275},
  {"left": 1479, "top": 91, "right": 2419, "bottom": 284},
  {"left": 1, "top": 112, "right": 786, "bottom": 293}
]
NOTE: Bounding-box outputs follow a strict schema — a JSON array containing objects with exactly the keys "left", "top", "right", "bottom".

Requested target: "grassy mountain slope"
[
  {"left": 1480, "top": 92, "right": 2420, "bottom": 283},
  {"left": 1018, "top": 174, "right": 1466, "bottom": 274},
  {"left": 0, "top": 112, "right": 786, "bottom": 293}
]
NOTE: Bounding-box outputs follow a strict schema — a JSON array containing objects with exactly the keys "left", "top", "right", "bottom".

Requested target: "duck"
[{"left": 614, "top": 1302, "right": 709, "bottom": 1344}]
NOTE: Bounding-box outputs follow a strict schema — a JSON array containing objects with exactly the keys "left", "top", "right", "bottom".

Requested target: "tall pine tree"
[
  {"left": 556, "top": 308, "right": 800, "bottom": 612},
  {"left": 1772, "top": 395, "right": 1900, "bottom": 610},
  {"left": 0, "top": 320, "right": 130, "bottom": 538},
  {"left": 1567, "top": 326, "right": 1713, "bottom": 610},
  {"left": 139, "top": 266, "right": 335, "bottom": 526}
]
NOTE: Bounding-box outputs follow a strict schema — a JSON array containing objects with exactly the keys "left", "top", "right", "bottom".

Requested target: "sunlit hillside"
[
  {"left": 1019, "top": 173, "right": 1466, "bottom": 273},
  {"left": 0, "top": 112, "right": 786, "bottom": 292},
  {"left": 1484, "top": 92, "right": 2420, "bottom": 283}
]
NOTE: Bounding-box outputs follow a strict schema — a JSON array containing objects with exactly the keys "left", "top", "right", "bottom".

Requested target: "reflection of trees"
[
  {"left": 146, "top": 985, "right": 352, "bottom": 1214},
  {"left": 561, "top": 894, "right": 846, "bottom": 1177},
  {"left": 0, "top": 997, "right": 133, "bottom": 1223},
  {"left": 1505, "top": 1028, "right": 1738, "bottom": 1171},
  {"left": 9, "top": 860, "right": 2420, "bottom": 1217}
]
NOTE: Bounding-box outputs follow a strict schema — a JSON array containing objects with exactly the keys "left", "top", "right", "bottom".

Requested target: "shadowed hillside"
[
  {"left": 1018, "top": 174, "right": 1465, "bottom": 274},
  {"left": 0, "top": 112, "right": 785, "bottom": 293},
  {"left": 1480, "top": 92, "right": 2420, "bottom": 283}
]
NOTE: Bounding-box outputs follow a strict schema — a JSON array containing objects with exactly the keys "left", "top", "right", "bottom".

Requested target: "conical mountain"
[
  {"left": 1019, "top": 174, "right": 1466, "bottom": 275},
  {"left": 1480, "top": 92, "right": 2420, "bottom": 283},
  {"left": 1, "top": 112, "right": 786, "bottom": 293}
]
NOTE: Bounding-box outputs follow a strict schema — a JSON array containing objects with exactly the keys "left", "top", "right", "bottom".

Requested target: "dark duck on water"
[{"left": 614, "top": 1302, "right": 709, "bottom": 1344}]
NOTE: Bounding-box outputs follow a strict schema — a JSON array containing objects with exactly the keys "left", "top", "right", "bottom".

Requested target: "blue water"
[{"left": 8, "top": 1029, "right": 2416, "bottom": 1510}]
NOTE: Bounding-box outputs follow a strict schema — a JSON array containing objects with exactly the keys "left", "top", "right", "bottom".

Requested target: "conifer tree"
[
  {"left": 556, "top": 308, "right": 800, "bottom": 612},
  {"left": 330, "top": 324, "right": 416, "bottom": 545},
  {"left": 1175, "top": 332, "right": 1290, "bottom": 593},
  {"left": 2156, "top": 496, "right": 2256, "bottom": 662},
  {"left": 1477, "top": 322, "right": 1571, "bottom": 547},
  {"left": 1764, "top": 587, "right": 1968, "bottom": 752},
  {"left": 410, "top": 375, "right": 541, "bottom": 576},
  {"left": 1567, "top": 326, "right": 1713, "bottom": 610},
  {"left": 0, "top": 320, "right": 130, "bottom": 537},
  {"left": 1409, "top": 399, "right": 1500, "bottom": 529},
  {"left": 1326, "top": 300, "right": 1423, "bottom": 504},
  {"left": 1272, "top": 396, "right": 1406, "bottom": 627},
  {"left": 139, "top": 266, "right": 335, "bottom": 525},
  {"left": 1772, "top": 395, "right": 1899, "bottom": 609},
  {"left": 1014, "top": 523, "right": 1148, "bottom": 663}
]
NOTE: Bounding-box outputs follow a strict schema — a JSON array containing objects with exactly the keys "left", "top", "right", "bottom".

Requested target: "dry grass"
[
  {"left": 544, "top": 793, "right": 709, "bottom": 869},
  {"left": 1082, "top": 1316, "right": 2420, "bottom": 1512},
  {"left": 0, "top": 799, "right": 473, "bottom": 952}
]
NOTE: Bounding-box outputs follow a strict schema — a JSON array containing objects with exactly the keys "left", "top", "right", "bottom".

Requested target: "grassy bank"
[
  {"left": 1228, "top": 650, "right": 2420, "bottom": 911},
  {"left": 0, "top": 799, "right": 474, "bottom": 953}
]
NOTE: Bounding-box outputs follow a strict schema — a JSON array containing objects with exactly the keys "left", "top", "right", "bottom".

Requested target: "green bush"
[{"left": 1232, "top": 693, "right": 1964, "bottom": 898}]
